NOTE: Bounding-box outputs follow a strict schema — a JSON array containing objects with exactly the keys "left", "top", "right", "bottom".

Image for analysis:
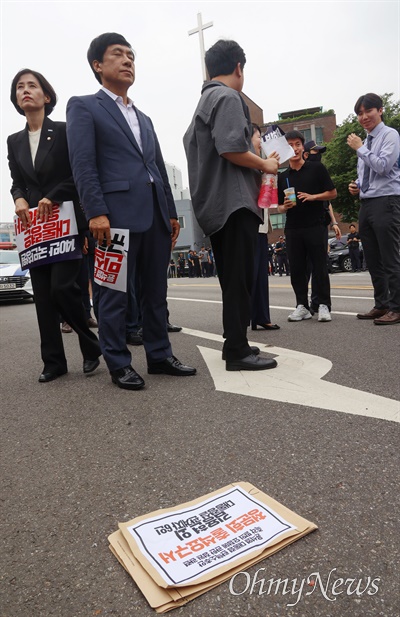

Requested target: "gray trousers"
[{"left": 359, "top": 195, "right": 400, "bottom": 311}]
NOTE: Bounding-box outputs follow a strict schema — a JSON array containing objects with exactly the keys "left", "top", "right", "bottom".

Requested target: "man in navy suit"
[{"left": 66, "top": 32, "right": 196, "bottom": 389}]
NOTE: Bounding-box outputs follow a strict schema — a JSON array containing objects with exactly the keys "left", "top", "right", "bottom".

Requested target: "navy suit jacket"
[{"left": 66, "top": 89, "right": 177, "bottom": 232}]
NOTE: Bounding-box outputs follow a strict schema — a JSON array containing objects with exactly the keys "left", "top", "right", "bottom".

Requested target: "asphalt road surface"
[{"left": 1, "top": 271, "right": 399, "bottom": 617}]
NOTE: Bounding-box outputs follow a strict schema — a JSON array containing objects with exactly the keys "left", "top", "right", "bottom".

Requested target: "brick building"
[
  {"left": 241, "top": 93, "right": 264, "bottom": 127},
  {"left": 263, "top": 106, "right": 337, "bottom": 146}
]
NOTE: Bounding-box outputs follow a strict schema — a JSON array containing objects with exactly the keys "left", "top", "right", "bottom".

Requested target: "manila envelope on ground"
[{"left": 109, "top": 482, "right": 317, "bottom": 613}]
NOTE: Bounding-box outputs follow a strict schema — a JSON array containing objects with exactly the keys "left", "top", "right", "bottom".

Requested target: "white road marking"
[
  {"left": 180, "top": 327, "right": 400, "bottom": 424},
  {"left": 168, "top": 297, "right": 369, "bottom": 317},
  {"left": 331, "top": 295, "right": 373, "bottom": 300},
  {"left": 168, "top": 296, "right": 220, "bottom": 304}
]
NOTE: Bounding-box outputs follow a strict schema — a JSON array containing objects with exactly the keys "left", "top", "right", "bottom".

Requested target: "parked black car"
[{"left": 328, "top": 234, "right": 364, "bottom": 272}]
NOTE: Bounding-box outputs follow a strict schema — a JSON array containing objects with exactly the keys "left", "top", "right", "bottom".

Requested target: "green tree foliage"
[{"left": 323, "top": 93, "right": 400, "bottom": 222}]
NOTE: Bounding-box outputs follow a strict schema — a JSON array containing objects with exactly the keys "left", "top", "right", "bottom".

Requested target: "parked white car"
[{"left": 0, "top": 250, "right": 33, "bottom": 300}]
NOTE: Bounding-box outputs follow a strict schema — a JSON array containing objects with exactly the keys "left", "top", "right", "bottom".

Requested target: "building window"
[
  {"left": 315, "top": 127, "right": 324, "bottom": 144},
  {"left": 300, "top": 128, "right": 312, "bottom": 143},
  {"left": 270, "top": 213, "right": 286, "bottom": 230},
  {"left": 178, "top": 216, "right": 185, "bottom": 229}
]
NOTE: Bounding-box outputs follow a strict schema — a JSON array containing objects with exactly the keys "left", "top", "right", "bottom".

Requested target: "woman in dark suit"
[{"left": 7, "top": 69, "right": 101, "bottom": 382}]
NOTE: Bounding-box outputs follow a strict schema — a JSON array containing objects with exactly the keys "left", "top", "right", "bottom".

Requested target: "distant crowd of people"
[
  {"left": 169, "top": 240, "right": 292, "bottom": 279},
  {"left": 168, "top": 246, "right": 216, "bottom": 278}
]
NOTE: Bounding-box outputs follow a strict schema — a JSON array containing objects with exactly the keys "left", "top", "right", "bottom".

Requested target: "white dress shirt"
[{"left": 101, "top": 86, "right": 143, "bottom": 151}]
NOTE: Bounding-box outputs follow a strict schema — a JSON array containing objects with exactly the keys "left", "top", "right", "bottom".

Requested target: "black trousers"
[
  {"left": 277, "top": 254, "right": 290, "bottom": 275},
  {"left": 30, "top": 259, "right": 100, "bottom": 373},
  {"left": 76, "top": 253, "right": 92, "bottom": 319},
  {"left": 87, "top": 250, "right": 98, "bottom": 319},
  {"left": 308, "top": 224, "right": 329, "bottom": 309},
  {"left": 286, "top": 224, "right": 331, "bottom": 310},
  {"left": 251, "top": 233, "right": 271, "bottom": 326},
  {"left": 211, "top": 208, "right": 260, "bottom": 361},
  {"left": 359, "top": 195, "right": 400, "bottom": 311},
  {"left": 201, "top": 262, "right": 209, "bottom": 277},
  {"left": 349, "top": 247, "right": 361, "bottom": 272},
  {"left": 268, "top": 254, "right": 275, "bottom": 274}
]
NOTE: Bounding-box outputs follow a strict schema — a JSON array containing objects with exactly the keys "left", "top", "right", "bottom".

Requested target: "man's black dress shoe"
[
  {"left": 126, "top": 330, "right": 143, "bottom": 346},
  {"left": 167, "top": 323, "right": 182, "bottom": 333},
  {"left": 222, "top": 346, "right": 260, "bottom": 360},
  {"left": 83, "top": 358, "right": 100, "bottom": 374},
  {"left": 147, "top": 356, "right": 196, "bottom": 376},
  {"left": 38, "top": 368, "right": 68, "bottom": 383},
  {"left": 110, "top": 366, "right": 145, "bottom": 390},
  {"left": 226, "top": 354, "right": 277, "bottom": 371},
  {"left": 251, "top": 324, "right": 280, "bottom": 331}
]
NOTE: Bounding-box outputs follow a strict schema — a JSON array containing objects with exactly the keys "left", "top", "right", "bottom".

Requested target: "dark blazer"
[
  {"left": 7, "top": 116, "right": 87, "bottom": 230},
  {"left": 66, "top": 89, "right": 177, "bottom": 232}
]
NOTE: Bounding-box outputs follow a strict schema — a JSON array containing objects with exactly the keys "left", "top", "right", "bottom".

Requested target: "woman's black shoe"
[{"left": 251, "top": 323, "right": 280, "bottom": 331}]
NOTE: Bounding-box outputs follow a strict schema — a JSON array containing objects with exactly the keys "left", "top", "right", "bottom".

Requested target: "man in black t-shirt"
[
  {"left": 274, "top": 236, "right": 290, "bottom": 276},
  {"left": 347, "top": 223, "right": 362, "bottom": 272},
  {"left": 278, "top": 131, "right": 337, "bottom": 322},
  {"left": 192, "top": 251, "right": 201, "bottom": 277},
  {"left": 268, "top": 243, "right": 276, "bottom": 275},
  {"left": 187, "top": 250, "right": 195, "bottom": 277},
  {"left": 177, "top": 253, "right": 186, "bottom": 278},
  {"left": 303, "top": 141, "right": 341, "bottom": 312}
]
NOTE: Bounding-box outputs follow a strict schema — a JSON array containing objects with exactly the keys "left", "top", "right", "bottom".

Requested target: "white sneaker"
[
  {"left": 288, "top": 305, "right": 313, "bottom": 321},
  {"left": 318, "top": 304, "right": 332, "bottom": 322}
]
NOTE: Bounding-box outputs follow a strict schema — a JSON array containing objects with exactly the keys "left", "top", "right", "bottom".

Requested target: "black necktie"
[{"left": 361, "top": 135, "right": 373, "bottom": 193}]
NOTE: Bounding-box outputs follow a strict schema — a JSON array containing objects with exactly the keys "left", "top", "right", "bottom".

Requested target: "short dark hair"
[
  {"left": 10, "top": 69, "right": 57, "bottom": 116},
  {"left": 349, "top": 223, "right": 356, "bottom": 229},
  {"left": 252, "top": 123, "right": 261, "bottom": 135},
  {"left": 205, "top": 40, "right": 246, "bottom": 79},
  {"left": 87, "top": 32, "right": 133, "bottom": 83},
  {"left": 354, "top": 93, "right": 383, "bottom": 115},
  {"left": 285, "top": 130, "right": 305, "bottom": 144}
]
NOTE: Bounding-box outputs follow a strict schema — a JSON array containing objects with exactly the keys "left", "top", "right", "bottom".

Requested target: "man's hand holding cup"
[{"left": 283, "top": 187, "right": 297, "bottom": 210}]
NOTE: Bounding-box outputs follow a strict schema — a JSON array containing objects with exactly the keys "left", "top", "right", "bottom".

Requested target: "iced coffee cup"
[{"left": 284, "top": 187, "right": 296, "bottom": 205}]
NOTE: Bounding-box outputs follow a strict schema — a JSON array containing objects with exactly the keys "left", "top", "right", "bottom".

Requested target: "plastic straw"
[{"left": 286, "top": 178, "right": 290, "bottom": 188}]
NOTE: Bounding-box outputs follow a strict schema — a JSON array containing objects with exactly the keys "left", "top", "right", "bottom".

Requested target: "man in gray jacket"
[{"left": 184, "top": 40, "right": 279, "bottom": 371}]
